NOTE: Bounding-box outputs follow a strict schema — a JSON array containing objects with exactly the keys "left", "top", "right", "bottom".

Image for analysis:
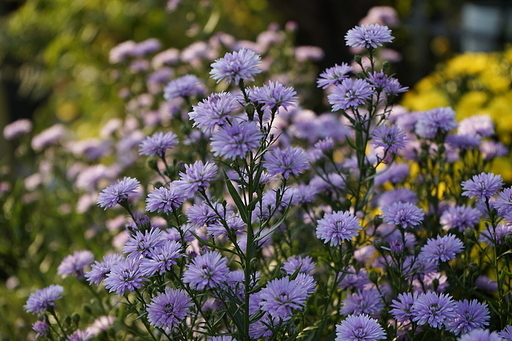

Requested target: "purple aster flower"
[
  {"left": 209, "top": 337, "right": 237, "bottom": 341},
  {"left": 264, "top": 146, "right": 309, "bottom": 179},
  {"left": 66, "top": 329, "right": 94, "bottom": 341},
  {"left": 109, "top": 40, "right": 136, "bottom": 63},
  {"left": 31, "top": 124, "right": 67, "bottom": 151},
  {"left": 411, "top": 292, "right": 457, "bottom": 329},
  {"left": 376, "top": 188, "right": 417, "bottom": 208},
  {"left": 316, "top": 211, "right": 361, "bottom": 246},
  {"left": 295, "top": 273, "right": 317, "bottom": 295},
  {"left": 458, "top": 114, "right": 494, "bottom": 137},
  {"left": 390, "top": 292, "right": 419, "bottom": 322},
  {"left": 57, "top": 250, "right": 94, "bottom": 279},
  {"left": 186, "top": 201, "right": 229, "bottom": 227},
  {"left": 381, "top": 202, "right": 424, "bottom": 229},
  {"left": 374, "top": 162, "right": 410, "bottom": 185},
  {"left": 419, "top": 234, "right": 464, "bottom": 264},
  {"left": 493, "top": 187, "right": 512, "bottom": 221},
  {"left": 132, "top": 38, "right": 161, "bottom": 57},
  {"left": 85, "top": 254, "right": 125, "bottom": 285},
  {"left": 440, "top": 205, "right": 481, "bottom": 231},
  {"left": 183, "top": 251, "right": 230, "bottom": 290},
  {"left": 370, "top": 125, "right": 408, "bottom": 153},
  {"left": 335, "top": 314, "right": 386, "bottom": 341},
  {"left": 147, "top": 288, "right": 191, "bottom": 330},
  {"left": 480, "top": 140, "right": 508, "bottom": 160},
  {"left": 446, "top": 134, "right": 481, "bottom": 151},
  {"left": 479, "top": 222, "right": 512, "bottom": 246},
  {"left": 368, "top": 72, "right": 408, "bottom": 96},
  {"left": 210, "top": 120, "right": 263, "bottom": 160},
  {"left": 123, "top": 227, "right": 165, "bottom": 259},
  {"left": 259, "top": 277, "right": 309, "bottom": 320},
  {"left": 163, "top": 75, "right": 204, "bottom": 100},
  {"left": 103, "top": 258, "right": 147, "bottom": 295},
  {"left": 145, "top": 186, "right": 186, "bottom": 214},
  {"left": 189, "top": 92, "right": 240, "bottom": 132},
  {"left": 139, "top": 132, "right": 178, "bottom": 157},
  {"left": 282, "top": 255, "right": 315, "bottom": 275},
  {"left": 176, "top": 160, "right": 218, "bottom": 196},
  {"left": 317, "top": 63, "right": 353, "bottom": 89},
  {"left": 415, "top": 107, "right": 458, "bottom": 139},
  {"left": 88, "top": 315, "right": 116, "bottom": 334},
  {"left": 338, "top": 266, "right": 371, "bottom": 291},
  {"left": 206, "top": 214, "right": 246, "bottom": 238},
  {"left": 345, "top": 24, "right": 393, "bottom": 49},
  {"left": 461, "top": 172, "right": 503, "bottom": 201},
  {"left": 458, "top": 329, "right": 503, "bottom": 341},
  {"left": 340, "top": 288, "right": 384, "bottom": 318},
  {"left": 210, "top": 48, "right": 262, "bottom": 84},
  {"left": 3, "top": 118, "right": 33, "bottom": 140},
  {"left": 447, "top": 299, "right": 490, "bottom": 335},
  {"left": 24, "top": 285, "right": 64, "bottom": 314},
  {"left": 32, "top": 320, "right": 49, "bottom": 337},
  {"left": 328, "top": 78, "right": 373, "bottom": 111},
  {"left": 140, "top": 241, "right": 183, "bottom": 276},
  {"left": 249, "top": 81, "right": 298, "bottom": 113},
  {"left": 499, "top": 326, "right": 512, "bottom": 340},
  {"left": 97, "top": 177, "right": 140, "bottom": 210}
]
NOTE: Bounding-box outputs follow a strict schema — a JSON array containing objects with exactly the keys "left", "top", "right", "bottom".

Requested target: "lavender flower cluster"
[{"left": 15, "top": 18, "right": 512, "bottom": 341}]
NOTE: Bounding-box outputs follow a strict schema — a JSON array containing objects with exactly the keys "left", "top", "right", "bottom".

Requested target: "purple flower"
[
  {"left": 97, "top": 177, "right": 140, "bottom": 210},
  {"left": 419, "top": 234, "right": 464, "bottom": 264},
  {"left": 370, "top": 125, "right": 408, "bottom": 153},
  {"left": 390, "top": 292, "right": 419, "bottom": 322},
  {"left": 340, "top": 288, "right": 384, "bottom": 318},
  {"left": 264, "top": 146, "right": 309, "bottom": 179},
  {"left": 411, "top": 292, "right": 457, "bottom": 329},
  {"left": 461, "top": 172, "right": 503, "bottom": 201},
  {"left": 249, "top": 81, "right": 298, "bottom": 113},
  {"left": 282, "top": 255, "right": 315, "bottom": 275},
  {"left": 493, "top": 187, "right": 512, "bottom": 221},
  {"left": 458, "top": 329, "right": 502, "bottom": 341},
  {"left": 57, "top": 250, "right": 94, "bottom": 279},
  {"left": 147, "top": 288, "right": 191, "bottom": 330},
  {"left": 109, "top": 40, "right": 136, "bottom": 63},
  {"left": 316, "top": 211, "right": 361, "bottom": 246},
  {"left": 189, "top": 92, "right": 239, "bottom": 132},
  {"left": 345, "top": 24, "right": 393, "bottom": 49},
  {"left": 85, "top": 254, "right": 125, "bottom": 285},
  {"left": 32, "top": 320, "right": 49, "bottom": 337},
  {"left": 259, "top": 277, "right": 309, "bottom": 320},
  {"left": 447, "top": 299, "right": 490, "bottom": 335},
  {"left": 66, "top": 329, "right": 94, "bottom": 341},
  {"left": 103, "top": 258, "right": 147, "bottom": 295},
  {"left": 415, "top": 107, "right": 458, "bottom": 139},
  {"left": 183, "top": 251, "right": 230, "bottom": 290},
  {"left": 446, "top": 134, "right": 481, "bottom": 151},
  {"left": 367, "top": 72, "right": 408, "bottom": 96},
  {"left": 317, "top": 63, "right": 353, "bottom": 89},
  {"left": 335, "top": 314, "right": 386, "bottom": 341},
  {"left": 376, "top": 188, "right": 417, "bottom": 208},
  {"left": 123, "top": 227, "right": 165, "bottom": 259},
  {"left": 31, "top": 124, "right": 66, "bottom": 151},
  {"left": 140, "top": 241, "right": 183, "bottom": 276},
  {"left": 480, "top": 140, "right": 508, "bottom": 160},
  {"left": 145, "top": 186, "right": 186, "bottom": 214},
  {"left": 499, "top": 326, "right": 512, "bottom": 340},
  {"left": 208, "top": 337, "right": 237, "bottom": 341},
  {"left": 139, "top": 132, "right": 178, "bottom": 157},
  {"left": 24, "top": 285, "right": 64, "bottom": 314},
  {"left": 3, "top": 118, "right": 33, "bottom": 140},
  {"left": 133, "top": 38, "right": 161, "bottom": 57},
  {"left": 163, "top": 75, "right": 204, "bottom": 100},
  {"left": 176, "top": 160, "right": 218, "bottom": 196},
  {"left": 381, "top": 202, "right": 424, "bottom": 229},
  {"left": 210, "top": 120, "right": 263, "bottom": 160},
  {"left": 338, "top": 266, "right": 371, "bottom": 290},
  {"left": 479, "top": 222, "right": 512, "bottom": 246},
  {"left": 458, "top": 114, "right": 494, "bottom": 137},
  {"left": 440, "top": 205, "right": 481, "bottom": 231},
  {"left": 328, "top": 78, "right": 373, "bottom": 111},
  {"left": 210, "top": 48, "right": 262, "bottom": 84}
]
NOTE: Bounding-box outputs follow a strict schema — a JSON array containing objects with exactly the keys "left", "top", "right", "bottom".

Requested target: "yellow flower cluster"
[{"left": 402, "top": 47, "right": 512, "bottom": 180}]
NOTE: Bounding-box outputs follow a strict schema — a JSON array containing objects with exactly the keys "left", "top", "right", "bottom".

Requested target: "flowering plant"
[{"left": 10, "top": 19, "right": 512, "bottom": 341}]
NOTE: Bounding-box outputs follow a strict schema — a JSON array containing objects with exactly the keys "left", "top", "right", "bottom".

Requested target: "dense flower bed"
[{"left": 4, "top": 16, "right": 512, "bottom": 341}]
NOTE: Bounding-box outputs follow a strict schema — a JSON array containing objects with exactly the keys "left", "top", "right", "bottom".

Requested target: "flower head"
[
  {"left": 458, "top": 329, "right": 503, "bottom": 341},
  {"left": 335, "top": 314, "right": 386, "bottom": 341},
  {"left": 103, "top": 258, "right": 147, "bottom": 295},
  {"left": 282, "top": 255, "right": 315, "bottom": 275},
  {"left": 176, "top": 160, "right": 218, "bottom": 196},
  {"left": 210, "top": 48, "right": 262, "bottom": 84},
  {"left": 24, "top": 285, "right": 64, "bottom": 314},
  {"left": 259, "top": 277, "right": 309, "bottom": 320},
  {"left": 57, "top": 250, "right": 94, "bottom": 279},
  {"left": 85, "top": 254, "right": 125, "bottom": 285},
  {"left": 493, "top": 187, "right": 512, "bottom": 221},
  {"left": 345, "top": 24, "right": 394, "bottom": 49},
  {"left": 415, "top": 107, "right": 458, "bottom": 139},
  {"left": 440, "top": 205, "right": 482, "bottom": 231},
  {"left": 183, "top": 251, "right": 230, "bottom": 290},
  {"left": 461, "top": 172, "right": 503, "bottom": 201},
  {"left": 390, "top": 292, "right": 419, "bottom": 322},
  {"left": 370, "top": 124, "right": 408, "bottom": 154},
  {"left": 264, "top": 146, "right": 309, "bottom": 179},
  {"left": 140, "top": 241, "right": 183, "bottom": 276},
  {"left": 420, "top": 234, "right": 464, "bottom": 264},
  {"left": 340, "top": 289, "right": 384, "bottom": 318},
  {"left": 447, "top": 299, "right": 490, "bottom": 335},
  {"left": 317, "top": 63, "right": 353, "bottom": 89},
  {"left": 328, "top": 78, "right": 373, "bottom": 111},
  {"left": 248, "top": 81, "right": 298, "bottom": 113},
  {"left": 146, "top": 186, "right": 186, "bottom": 214},
  {"left": 163, "top": 74, "right": 204, "bottom": 100},
  {"left": 189, "top": 92, "right": 240, "bottom": 132},
  {"left": 97, "top": 177, "right": 140, "bottom": 210},
  {"left": 381, "top": 202, "right": 424, "bottom": 229},
  {"left": 139, "top": 132, "right": 178, "bottom": 157},
  {"left": 147, "top": 288, "right": 192, "bottom": 330},
  {"left": 316, "top": 211, "right": 361, "bottom": 246},
  {"left": 210, "top": 120, "right": 263, "bottom": 160},
  {"left": 123, "top": 227, "right": 165, "bottom": 259},
  {"left": 411, "top": 292, "right": 457, "bottom": 329},
  {"left": 3, "top": 119, "right": 33, "bottom": 140}
]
